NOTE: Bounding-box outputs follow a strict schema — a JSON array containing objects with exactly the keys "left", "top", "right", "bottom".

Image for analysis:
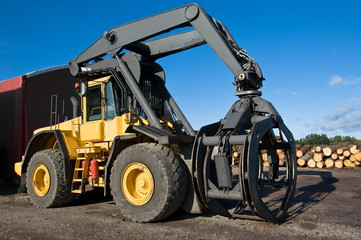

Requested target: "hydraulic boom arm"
[{"left": 69, "top": 3, "right": 263, "bottom": 91}]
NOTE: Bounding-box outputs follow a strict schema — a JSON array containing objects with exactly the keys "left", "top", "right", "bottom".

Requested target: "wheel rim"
[
  {"left": 32, "top": 164, "right": 50, "bottom": 197},
  {"left": 122, "top": 162, "right": 154, "bottom": 206}
]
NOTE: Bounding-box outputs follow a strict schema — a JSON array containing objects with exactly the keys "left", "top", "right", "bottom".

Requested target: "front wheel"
[
  {"left": 110, "top": 143, "right": 188, "bottom": 222},
  {"left": 26, "top": 149, "right": 74, "bottom": 208}
]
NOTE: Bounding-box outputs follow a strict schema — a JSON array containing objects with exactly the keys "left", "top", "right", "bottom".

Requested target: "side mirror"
[{"left": 80, "top": 81, "right": 88, "bottom": 97}]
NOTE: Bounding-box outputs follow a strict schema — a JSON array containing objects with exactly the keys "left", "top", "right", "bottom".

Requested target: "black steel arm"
[
  {"left": 71, "top": 5, "right": 192, "bottom": 65},
  {"left": 69, "top": 3, "right": 264, "bottom": 90},
  {"left": 127, "top": 30, "right": 206, "bottom": 60}
]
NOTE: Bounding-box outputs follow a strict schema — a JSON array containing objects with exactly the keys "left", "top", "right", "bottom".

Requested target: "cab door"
[
  {"left": 103, "top": 81, "right": 126, "bottom": 141},
  {"left": 80, "top": 83, "right": 105, "bottom": 142}
]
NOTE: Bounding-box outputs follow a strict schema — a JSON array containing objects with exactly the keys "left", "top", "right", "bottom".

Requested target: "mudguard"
[{"left": 20, "top": 130, "right": 69, "bottom": 184}]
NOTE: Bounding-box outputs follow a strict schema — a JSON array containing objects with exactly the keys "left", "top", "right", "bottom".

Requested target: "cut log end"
[
  {"left": 314, "top": 153, "right": 324, "bottom": 162},
  {"left": 335, "top": 160, "right": 344, "bottom": 169},
  {"left": 325, "top": 158, "right": 334, "bottom": 168},
  {"left": 322, "top": 146, "right": 338, "bottom": 157},
  {"left": 344, "top": 159, "right": 353, "bottom": 168},
  {"left": 343, "top": 150, "right": 351, "bottom": 158},
  {"left": 296, "top": 150, "right": 304, "bottom": 158},
  {"left": 315, "top": 146, "right": 322, "bottom": 153},
  {"left": 307, "top": 159, "right": 316, "bottom": 168},
  {"left": 297, "top": 158, "right": 306, "bottom": 167},
  {"left": 316, "top": 161, "right": 325, "bottom": 169}
]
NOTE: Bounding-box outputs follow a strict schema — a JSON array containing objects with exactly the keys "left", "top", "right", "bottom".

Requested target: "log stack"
[
  {"left": 232, "top": 147, "right": 288, "bottom": 167},
  {"left": 296, "top": 144, "right": 361, "bottom": 169},
  {"left": 232, "top": 144, "right": 361, "bottom": 169},
  {"left": 260, "top": 149, "right": 287, "bottom": 167}
]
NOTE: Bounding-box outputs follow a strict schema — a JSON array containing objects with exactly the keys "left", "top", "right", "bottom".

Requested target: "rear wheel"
[
  {"left": 110, "top": 143, "right": 188, "bottom": 222},
  {"left": 26, "top": 149, "right": 74, "bottom": 208}
]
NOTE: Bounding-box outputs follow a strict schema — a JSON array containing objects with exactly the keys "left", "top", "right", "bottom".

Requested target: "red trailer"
[{"left": 0, "top": 66, "right": 80, "bottom": 179}]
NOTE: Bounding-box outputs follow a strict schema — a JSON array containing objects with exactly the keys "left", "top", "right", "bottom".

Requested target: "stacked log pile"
[
  {"left": 232, "top": 144, "right": 361, "bottom": 169},
  {"left": 260, "top": 149, "right": 286, "bottom": 167},
  {"left": 296, "top": 144, "right": 361, "bottom": 169}
]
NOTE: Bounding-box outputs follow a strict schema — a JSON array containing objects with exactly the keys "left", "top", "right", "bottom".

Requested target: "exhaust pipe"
[{"left": 70, "top": 96, "right": 79, "bottom": 118}]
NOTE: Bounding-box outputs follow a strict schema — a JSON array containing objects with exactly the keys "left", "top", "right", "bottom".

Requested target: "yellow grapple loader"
[{"left": 15, "top": 4, "right": 297, "bottom": 223}]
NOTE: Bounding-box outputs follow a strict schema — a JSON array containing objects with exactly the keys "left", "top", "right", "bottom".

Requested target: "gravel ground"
[{"left": 0, "top": 168, "right": 360, "bottom": 240}]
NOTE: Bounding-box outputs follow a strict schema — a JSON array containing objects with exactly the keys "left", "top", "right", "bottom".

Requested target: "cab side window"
[
  {"left": 105, "top": 83, "right": 116, "bottom": 120},
  {"left": 87, "top": 85, "right": 102, "bottom": 121}
]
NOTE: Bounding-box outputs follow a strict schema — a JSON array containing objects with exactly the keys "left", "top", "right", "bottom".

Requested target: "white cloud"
[
  {"left": 329, "top": 75, "right": 361, "bottom": 87},
  {"left": 320, "top": 98, "right": 361, "bottom": 135},
  {"left": 296, "top": 98, "right": 361, "bottom": 139},
  {"left": 329, "top": 75, "right": 343, "bottom": 86}
]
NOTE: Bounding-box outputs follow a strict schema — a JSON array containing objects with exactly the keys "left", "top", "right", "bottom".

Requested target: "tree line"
[{"left": 296, "top": 133, "right": 361, "bottom": 146}]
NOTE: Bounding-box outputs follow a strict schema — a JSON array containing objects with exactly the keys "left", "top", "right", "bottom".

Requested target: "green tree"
[
  {"left": 332, "top": 135, "right": 342, "bottom": 143},
  {"left": 330, "top": 135, "right": 358, "bottom": 144},
  {"left": 296, "top": 133, "right": 330, "bottom": 145},
  {"left": 342, "top": 136, "right": 357, "bottom": 143}
]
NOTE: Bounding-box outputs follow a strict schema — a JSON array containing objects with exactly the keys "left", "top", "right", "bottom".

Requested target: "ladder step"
[
  {"left": 73, "top": 179, "right": 83, "bottom": 182},
  {"left": 75, "top": 168, "right": 84, "bottom": 171},
  {"left": 72, "top": 189, "right": 82, "bottom": 194}
]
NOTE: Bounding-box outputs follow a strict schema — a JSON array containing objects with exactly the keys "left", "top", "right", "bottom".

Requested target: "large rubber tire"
[
  {"left": 26, "top": 149, "right": 74, "bottom": 208},
  {"left": 110, "top": 143, "right": 188, "bottom": 222}
]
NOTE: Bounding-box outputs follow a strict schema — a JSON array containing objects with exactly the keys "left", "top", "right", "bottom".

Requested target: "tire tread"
[
  {"left": 110, "top": 143, "right": 188, "bottom": 222},
  {"left": 26, "top": 149, "right": 74, "bottom": 208}
]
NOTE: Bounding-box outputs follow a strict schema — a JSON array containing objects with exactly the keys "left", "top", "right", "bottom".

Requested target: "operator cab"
[
  {"left": 86, "top": 80, "right": 127, "bottom": 122},
  {"left": 79, "top": 68, "right": 176, "bottom": 142},
  {"left": 83, "top": 75, "right": 167, "bottom": 119}
]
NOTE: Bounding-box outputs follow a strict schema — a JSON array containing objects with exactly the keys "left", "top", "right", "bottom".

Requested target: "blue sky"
[{"left": 1, "top": 0, "right": 361, "bottom": 139}]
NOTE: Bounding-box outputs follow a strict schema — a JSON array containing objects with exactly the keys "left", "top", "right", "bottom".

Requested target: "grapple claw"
[{"left": 192, "top": 92, "right": 297, "bottom": 222}]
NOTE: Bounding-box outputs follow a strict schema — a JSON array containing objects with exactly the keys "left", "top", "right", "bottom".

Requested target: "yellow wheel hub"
[
  {"left": 32, "top": 164, "right": 50, "bottom": 197},
  {"left": 122, "top": 162, "right": 154, "bottom": 206}
]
